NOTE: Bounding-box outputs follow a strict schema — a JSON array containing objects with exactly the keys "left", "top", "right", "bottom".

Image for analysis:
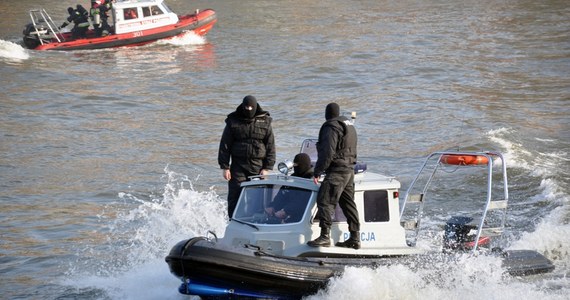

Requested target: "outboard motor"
[
  {"left": 22, "top": 23, "right": 42, "bottom": 49},
  {"left": 22, "top": 22, "right": 47, "bottom": 49},
  {"left": 443, "top": 216, "right": 478, "bottom": 251}
]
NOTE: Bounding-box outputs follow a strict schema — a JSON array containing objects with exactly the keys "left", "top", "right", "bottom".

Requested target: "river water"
[{"left": 1, "top": 0, "right": 569, "bottom": 299}]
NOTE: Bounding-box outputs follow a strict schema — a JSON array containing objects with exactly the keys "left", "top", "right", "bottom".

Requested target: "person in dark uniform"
[
  {"left": 219, "top": 95, "right": 276, "bottom": 218},
  {"left": 307, "top": 103, "right": 361, "bottom": 249},
  {"left": 291, "top": 153, "right": 313, "bottom": 179},
  {"left": 59, "top": 6, "right": 90, "bottom": 39},
  {"left": 76, "top": 4, "right": 89, "bottom": 17},
  {"left": 265, "top": 153, "right": 313, "bottom": 222}
]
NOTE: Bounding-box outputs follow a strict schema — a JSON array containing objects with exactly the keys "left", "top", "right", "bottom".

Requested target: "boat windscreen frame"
[
  {"left": 160, "top": 1, "right": 174, "bottom": 14},
  {"left": 233, "top": 183, "right": 314, "bottom": 225}
]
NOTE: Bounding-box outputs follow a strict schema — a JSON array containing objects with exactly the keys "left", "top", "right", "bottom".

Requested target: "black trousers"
[
  {"left": 227, "top": 178, "right": 242, "bottom": 218},
  {"left": 316, "top": 171, "right": 360, "bottom": 232},
  {"left": 226, "top": 162, "right": 262, "bottom": 218},
  {"left": 71, "top": 26, "right": 88, "bottom": 38}
]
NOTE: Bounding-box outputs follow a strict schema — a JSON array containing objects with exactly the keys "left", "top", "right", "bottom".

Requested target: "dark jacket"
[
  {"left": 270, "top": 167, "right": 314, "bottom": 221},
  {"left": 218, "top": 103, "right": 276, "bottom": 181},
  {"left": 291, "top": 168, "right": 314, "bottom": 180},
  {"left": 314, "top": 116, "right": 357, "bottom": 177},
  {"left": 63, "top": 7, "right": 89, "bottom": 28}
]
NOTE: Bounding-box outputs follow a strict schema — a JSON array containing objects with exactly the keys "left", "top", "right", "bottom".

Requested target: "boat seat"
[
  {"left": 479, "top": 227, "right": 504, "bottom": 236},
  {"left": 401, "top": 220, "right": 417, "bottom": 230},
  {"left": 487, "top": 200, "right": 508, "bottom": 210},
  {"left": 407, "top": 194, "right": 424, "bottom": 203}
]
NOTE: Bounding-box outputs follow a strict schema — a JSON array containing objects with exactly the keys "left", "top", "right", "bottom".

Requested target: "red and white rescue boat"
[{"left": 22, "top": 0, "right": 216, "bottom": 51}]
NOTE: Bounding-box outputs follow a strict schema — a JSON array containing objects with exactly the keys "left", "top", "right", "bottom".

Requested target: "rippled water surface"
[{"left": 1, "top": 0, "right": 569, "bottom": 299}]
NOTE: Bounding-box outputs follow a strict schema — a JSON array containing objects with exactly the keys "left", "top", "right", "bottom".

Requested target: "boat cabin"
[
  {"left": 110, "top": 0, "right": 179, "bottom": 34},
  {"left": 221, "top": 139, "right": 420, "bottom": 257}
]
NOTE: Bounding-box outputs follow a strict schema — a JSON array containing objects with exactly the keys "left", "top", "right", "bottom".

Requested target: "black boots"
[
  {"left": 307, "top": 228, "right": 331, "bottom": 247},
  {"left": 335, "top": 231, "right": 361, "bottom": 249},
  {"left": 308, "top": 229, "right": 361, "bottom": 249}
]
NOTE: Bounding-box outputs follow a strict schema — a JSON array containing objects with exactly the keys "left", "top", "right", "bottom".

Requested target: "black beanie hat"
[
  {"left": 241, "top": 95, "right": 257, "bottom": 118},
  {"left": 325, "top": 102, "right": 340, "bottom": 120},
  {"left": 293, "top": 153, "right": 312, "bottom": 177},
  {"left": 242, "top": 95, "right": 257, "bottom": 107}
]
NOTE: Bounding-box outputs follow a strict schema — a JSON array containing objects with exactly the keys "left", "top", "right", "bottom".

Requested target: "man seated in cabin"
[
  {"left": 124, "top": 8, "right": 138, "bottom": 20},
  {"left": 151, "top": 6, "right": 163, "bottom": 15},
  {"left": 265, "top": 153, "right": 313, "bottom": 223},
  {"left": 143, "top": 6, "right": 162, "bottom": 17}
]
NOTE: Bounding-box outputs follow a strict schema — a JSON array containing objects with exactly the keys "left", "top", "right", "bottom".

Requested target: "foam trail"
[
  {"left": 156, "top": 31, "right": 206, "bottom": 46},
  {"left": 308, "top": 255, "right": 567, "bottom": 300},
  {"left": 487, "top": 127, "right": 531, "bottom": 170},
  {"left": 487, "top": 128, "right": 570, "bottom": 275},
  {"left": 0, "top": 40, "right": 29, "bottom": 60},
  {"left": 63, "top": 167, "right": 227, "bottom": 299}
]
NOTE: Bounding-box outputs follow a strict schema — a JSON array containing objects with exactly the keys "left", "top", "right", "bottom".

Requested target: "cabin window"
[
  {"left": 299, "top": 139, "right": 318, "bottom": 166},
  {"left": 142, "top": 6, "right": 164, "bottom": 17},
  {"left": 363, "top": 190, "right": 390, "bottom": 222},
  {"left": 151, "top": 6, "right": 164, "bottom": 15},
  {"left": 124, "top": 8, "right": 138, "bottom": 20},
  {"left": 234, "top": 184, "right": 312, "bottom": 224},
  {"left": 312, "top": 191, "right": 389, "bottom": 223},
  {"left": 142, "top": 7, "right": 151, "bottom": 17}
]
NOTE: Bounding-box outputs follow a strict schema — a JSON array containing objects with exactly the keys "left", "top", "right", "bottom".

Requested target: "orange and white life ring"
[{"left": 440, "top": 154, "right": 489, "bottom": 166}]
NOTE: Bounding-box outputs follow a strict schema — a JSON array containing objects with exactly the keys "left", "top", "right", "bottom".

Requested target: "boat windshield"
[{"left": 233, "top": 184, "right": 312, "bottom": 224}]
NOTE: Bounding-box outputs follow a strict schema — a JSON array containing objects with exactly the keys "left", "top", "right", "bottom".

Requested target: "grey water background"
[{"left": 1, "top": 0, "right": 569, "bottom": 299}]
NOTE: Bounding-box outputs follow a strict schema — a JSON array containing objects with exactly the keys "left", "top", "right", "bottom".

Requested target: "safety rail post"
[
  {"left": 470, "top": 153, "right": 494, "bottom": 252},
  {"left": 28, "top": 8, "right": 64, "bottom": 45},
  {"left": 399, "top": 152, "right": 441, "bottom": 247},
  {"left": 28, "top": 10, "right": 45, "bottom": 45},
  {"left": 40, "top": 8, "right": 63, "bottom": 42},
  {"left": 470, "top": 152, "right": 508, "bottom": 253},
  {"left": 401, "top": 151, "right": 509, "bottom": 252}
]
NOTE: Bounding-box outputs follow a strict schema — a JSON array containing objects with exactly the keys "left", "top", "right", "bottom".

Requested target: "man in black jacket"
[
  {"left": 60, "top": 6, "right": 89, "bottom": 38},
  {"left": 307, "top": 103, "right": 361, "bottom": 249},
  {"left": 218, "top": 95, "right": 276, "bottom": 218}
]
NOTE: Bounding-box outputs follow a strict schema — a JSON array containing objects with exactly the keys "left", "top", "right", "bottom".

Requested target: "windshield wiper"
[{"left": 230, "top": 218, "right": 259, "bottom": 231}]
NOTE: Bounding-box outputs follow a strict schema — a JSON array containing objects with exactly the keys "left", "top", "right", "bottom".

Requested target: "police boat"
[
  {"left": 22, "top": 0, "right": 216, "bottom": 51},
  {"left": 165, "top": 139, "right": 555, "bottom": 299}
]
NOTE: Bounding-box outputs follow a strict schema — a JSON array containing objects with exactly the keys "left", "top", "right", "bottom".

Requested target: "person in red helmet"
[{"left": 90, "top": 0, "right": 112, "bottom": 36}]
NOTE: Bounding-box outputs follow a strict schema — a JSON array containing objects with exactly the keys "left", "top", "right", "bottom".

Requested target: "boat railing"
[
  {"left": 28, "top": 9, "right": 64, "bottom": 45},
  {"left": 244, "top": 174, "right": 318, "bottom": 190},
  {"left": 399, "top": 151, "right": 509, "bottom": 253}
]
